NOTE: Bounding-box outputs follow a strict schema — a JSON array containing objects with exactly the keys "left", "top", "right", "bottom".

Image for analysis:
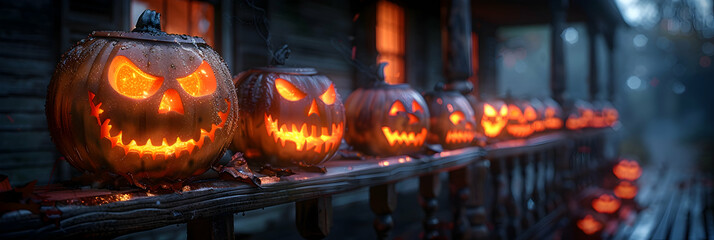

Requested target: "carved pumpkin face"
[
  {"left": 345, "top": 84, "right": 429, "bottom": 156},
  {"left": 505, "top": 100, "right": 537, "bottom": 138},
  {"left": 592, "top": 194, "right": 621, "bottom": 214},
  {"left": 613, "top": 159, "right": 642, "bottom": 181},
  {"left": 423, "top": 90, "right": 478, "bottom": 149},
  {"left": 614, "top": 181, "right": 638, "bottom": 199},
  {"left": 46, "top": 11, "right": 238, "bottom": 188},
  {"left": 577, "top": 214, "right": 603, "bottom": 235},
  {"left": 542, "top": 98, "right": 563, "bottom": 130},
  {"left": 529, "top": 98, "right": 547, "bottom": 132},
  {"left": 476, "top": 100, "right": 508, "bottom": 138},
  {"left": 591, "top": 101, "right": 619, "bottom": 128},
  {"left": 231, "top": 68, "right": 345, "bottom": 167},
  {"left": 566, "top": 100, "right": 595, "bottom": 130}
]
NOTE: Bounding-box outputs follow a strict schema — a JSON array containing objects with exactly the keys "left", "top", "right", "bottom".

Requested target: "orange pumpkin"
[
  {"left": 613, "top": 159, "right": 642, "bottom": 181},
  {"left": 592, "top": 194, "right": 621, "bottom": 214},
  {"left": 423, "top": 86, "right": 478, "bottom": 149},
  {"left": 577, "top": 214, "right": 603, "bottom": 235},
  {"left": 45, "top": 10, "right": 238, "bottom": 188},
  {"left": 476, "top": 99, "right": 509, "bottom": 138},
  {"left": 529, "top": 98, "right": 547, "bottom": 133},
  {"left": 541, "top": 98, "right": 563, "bottom": 130},
  {"left": 565, "top": 100, "right": 594, "bottom": 130},
  {"left": 231, "top": 67, "right": 345, "bottom": 167},
  {"left": 505, "top": 100, "right": 537, "bottom": 138},
  {"left": 614, "top": 181, "right": 638, "bottom": 199},
  {"left": 344, "top": 66, "right": 429, "bottom": 156}
]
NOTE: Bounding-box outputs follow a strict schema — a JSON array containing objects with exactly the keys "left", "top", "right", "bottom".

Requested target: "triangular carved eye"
[
  {"left": 484, "top": 104, "right": 496, "bottom": 116},
  {"left": 176, "top": 61, "right": 217, "bottom": 97},
  {"left": 275, "top": 78, "right": 306, "bottom": 101},
  {"left": 411, "top": 100, "right": 423, "bottom": 113},
  {"left": 449, "top": 111, "right": 465, "bottom": 125},
  {"left": 389, "top": 101, "right": 406, "bottom": 116},
  {"left": 108, "top": 55, "right": 163, "bottom": 99},
  {"left": 319, "top": 84, "right": 336, "bottom": 105}
]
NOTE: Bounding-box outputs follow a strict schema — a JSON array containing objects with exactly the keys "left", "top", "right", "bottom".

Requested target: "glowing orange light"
[
  {"left": 604, "top": 108, "right": 619, "bottom": 126},
  {"left": 158, "top": 89, "right": 184, "bottom": 114},
  {"left": 481, "top": 104, "right": 508, "bottom": 137},
  {"left": 577, "top": 215, "right": 603, "bottom": 235},
  {"left": 176, "top": 60, "right": 217, "bottom": 97},
  {"left": 613, "top": 160, "right": 642, "bottom": 181},
  {"left": 108, "top": 55, "right": 162, "bottom": 99},
  {"left": 275, "top": 78, "right": 306, "bottom": 101},
  {"left": 389, "top": 101, "right": 407, "bottom": 116},
  {"left": 614, "top": 181, "right": 638, "bottom": 199},
  {"left": 89, "top": 92, "right": 230, "bottom": 159},
  {"left": 592, "top": 194, "right": 621, "bottom": 214},
  {"left": 382, "top": 127, "right": 427, "bottom": 146},
  {"left": 506, "top": 105, "right": 533, "bottom": 138},
  {"left": 319, "top": 84, "right": 336, "bottom": 105},
  {"left": 411, "top": 100, "right": 423, "bottom": 113},
  {"left": 544, "top": 107, "right": 563, "bottom": 129},
  {"left": 449, "top": 111, "right": 465, "bottom": 125},
  {"left": 308, "top": 99, "right": 320, "bottom": 117},
  {"left": 376, "top": 0, "right": 405, "bottom": 84},
  {"left": 264, "top": 114, "right": 343, "bottom": 153}
]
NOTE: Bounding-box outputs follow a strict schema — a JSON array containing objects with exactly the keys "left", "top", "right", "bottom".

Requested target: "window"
[
  {"left": 376, "top": 0, "right": 405, "bottom": 84},
  {"left": 469, "top": 32, "right": 479, "bottom": 94},
  {"left": 130, "top": 0, "right": 215, "bottom": 46}
]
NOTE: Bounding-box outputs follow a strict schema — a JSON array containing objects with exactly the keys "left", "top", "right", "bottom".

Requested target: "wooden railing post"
[
  {"left": 521, "top": 154, "right": 536, "bottom": 229},
  {"left": 187, "top": 213, "right": 235, "bottom": 240},
  {"left": 450, "top": 166, "right": 472, "bottom": 239},
  {"left": 490, "top": 158, "right": 508, "bottom": 240},
  {"left": 533, "top": 151, "right": 547, "bottom": 219},
  {"left": 370, "top": 183, "right": 397, "bottom": 239},
  {"left": 468, "top": 160, "right": 490, "bottom": 239},
  {"left": 420, "top": 173, "right": 441, "bottom": 239},
  {"left": 296, "top": 197, "right": 333, "bottom": 239},
  {"left": 505, "top": 156, "right": 521, "bottom": 237}
]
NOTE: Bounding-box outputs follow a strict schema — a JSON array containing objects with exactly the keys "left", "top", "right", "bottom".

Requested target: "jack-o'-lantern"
[
  {"left": 423, "top": 86, "right": 478, "bottom": 149},
  {"left": 577, "top": 214, "right": 603, "bottom": 235},
  {"left": 475, "top": 99, "right": 509, "bottom": 138},
  {"left": 541, "top": 98, "right": 563, "bottom": 130},
  {"left": 565, "top": 100, "right": 594, "bottom": 130},
  {"left": 231, "top": 67, "right": 345, "bottom": 167},
  {"left": 592, "top": 194, "right": 621, "bottom": 214},
  {"left": 344, "top": 65, "right": 429, "bottom": 156},
  {"left": 591, "top": 100, "right": 619, "bottom": 128},
  {"left": 505, "top": 100, "right": 537, "bottom": 138},
  {"left": 614, "top": 181, "right": 638, "bottom": 199},
  {"left": 529, "top": 98, "right": 547, "bottom": 133},
  {"left": 45, "top": 10, "right": 238, "bottom": 188},
  {"left": 613, "top": 159, "right": 642, "bottom": 181}
]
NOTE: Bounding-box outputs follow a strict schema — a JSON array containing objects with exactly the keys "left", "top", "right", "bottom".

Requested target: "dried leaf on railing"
[
  {"left": 213, "top": 152, "right": 262, "bottom": 187},
  {"left": 0, "top": 179, "right": 42, "bottom": 216}
]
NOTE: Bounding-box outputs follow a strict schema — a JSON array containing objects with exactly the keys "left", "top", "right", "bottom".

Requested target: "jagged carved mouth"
[
  {"left": 381, "top": 127, "right": 427, "bottom": 147},
  {"left": 445, "top": 130, "right": 475, "bottom": 144},
  {"left": 482, "top": 120, "right": 507, "bottom": 137},
  {"left": 506, "top": 124, "right": 533, "bottom": 137},
  {"left": 89, "top": 92, "right": 230, "bottom": 159},
  {"left": 264, "top": 114, "right": 343, "bottom": 153}
]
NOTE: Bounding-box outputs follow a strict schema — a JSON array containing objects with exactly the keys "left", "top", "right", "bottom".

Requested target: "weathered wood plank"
[
  {"left": 0, "top": 151, "right": 55, "bottom": 169},
  {"left": 0, "top": 97, "right": 46, "bottom": 113},
  {"left": 0, "top": 76, "right": 51, "bottom": 97},
  {"left": 0, "top": 131, "right": 54, "bottom": 151},
  {"left": 0, "top": 113, "right": 49, "bottom": 131},
  {"left": 0, "top": 147, "right": 485, "bottom": 239}
]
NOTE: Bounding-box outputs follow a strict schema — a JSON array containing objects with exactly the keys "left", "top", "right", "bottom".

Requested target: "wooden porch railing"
[{"left": 0, "top": 128, "right": 614, "bottom": 239}]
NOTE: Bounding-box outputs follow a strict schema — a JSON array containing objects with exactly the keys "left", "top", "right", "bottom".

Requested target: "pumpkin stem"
[
  {"left": 270, "top": 44, "right": 291, "bottom": 66},
  {"left": 133, "top": 9, "right": 162, "bottom": 33}
]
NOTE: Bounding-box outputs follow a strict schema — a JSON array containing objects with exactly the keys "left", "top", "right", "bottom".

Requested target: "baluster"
[
  {"left": 467, "top": 160, "right": 490, "bottom": 240},
  {"left": 557, "top": 143, "right": 576, "bottom": 205},
  {"left": 420, "top": 173, "right": 441, "bottom": 239},
  {"left": 545, "top": 147, "right": 559, "bottom": 213},
  {"left": 505, "top": 156, "right": 521, "bottom": 237},
  {"left": 370, "top": 184, "right": 397, "bottom": 239},
  {"left": 450, "top": 167, "right": 471, "bottom": 240},
  {"left": 521, "top": 154, "right": 536, "bottom": 229},
  {"left": 533, "top": 151, "right": 547, "bottom": 219},
  {"left": 187, "top": 213, "right": 234, "bottom": 240},
  {"left": 296, "top": 197, "right": 333, "bottom": 239},
  {"left": 490, "top": 157, "right": 508, "bottom": 240}
]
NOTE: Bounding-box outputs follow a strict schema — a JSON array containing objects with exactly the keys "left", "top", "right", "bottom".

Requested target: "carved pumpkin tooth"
[
  {"left": 301, "top": 124, "right": 308, "bottom": 137},
  {"left": 311, "top": 125, "right": 317, "bottom": 137}
]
